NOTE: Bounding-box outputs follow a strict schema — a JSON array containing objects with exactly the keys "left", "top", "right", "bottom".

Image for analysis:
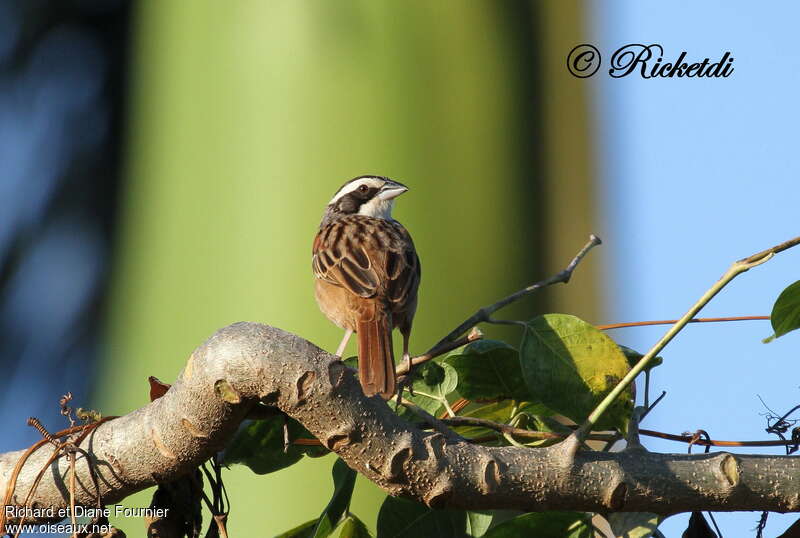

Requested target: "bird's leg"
[
  {"left": 397, "top": 331, "right": 415, "bottom": 398},
  {"left": 402, "top": 331, "right": 412, "bottom": 380},
  {"left": 335, "top": 328, "right": 353, "bottom": 357}
]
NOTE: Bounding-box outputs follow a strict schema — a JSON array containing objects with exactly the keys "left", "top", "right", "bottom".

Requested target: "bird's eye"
[{"left": 358, "top": 184, "right": 369, "bottom": 194}]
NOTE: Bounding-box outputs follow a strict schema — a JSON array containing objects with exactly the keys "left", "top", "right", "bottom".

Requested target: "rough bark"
[{"left": 1, "top": 322, "right": 798, "bottom": 524}]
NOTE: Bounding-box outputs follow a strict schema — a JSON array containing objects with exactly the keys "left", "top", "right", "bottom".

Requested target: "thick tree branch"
[{"left": 1, "top": 322, "right": 799, "bottom": 525}]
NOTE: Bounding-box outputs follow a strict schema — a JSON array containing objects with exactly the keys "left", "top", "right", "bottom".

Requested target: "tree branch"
[
  {"left": 396, "top": 327, "right": 482, "bottom": 377},
  {"left": 430, "top": 234, "right": 601, "bottom": 349},
  {"left": 1, "top": 322, "right": 799, "bottom": 525}
]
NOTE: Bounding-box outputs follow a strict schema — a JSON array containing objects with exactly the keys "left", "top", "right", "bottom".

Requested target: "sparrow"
[{"left": 313, "top": 176, "right": 421, "bottom": 399}]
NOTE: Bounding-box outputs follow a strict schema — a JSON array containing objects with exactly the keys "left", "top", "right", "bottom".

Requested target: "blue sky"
[{"left": 593, "top": 1, "right": 800, "bottom": 535}]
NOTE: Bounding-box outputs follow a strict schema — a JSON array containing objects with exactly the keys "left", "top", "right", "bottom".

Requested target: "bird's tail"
[{"left": 357, "top": 313, "right": 396, "bottom": 399}]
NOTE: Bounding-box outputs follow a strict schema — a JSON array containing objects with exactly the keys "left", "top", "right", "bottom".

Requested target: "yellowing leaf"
[{"left": 520, "top": 314, "right": 632, "bottom": 431}]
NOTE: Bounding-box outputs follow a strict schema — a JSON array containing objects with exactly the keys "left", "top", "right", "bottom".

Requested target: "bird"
[{"left": 312, "top": 175, "right": 421, "bottom": 399}]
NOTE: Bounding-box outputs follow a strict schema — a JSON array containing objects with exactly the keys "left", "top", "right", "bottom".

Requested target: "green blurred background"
[{"left": 98, "top": 1, "right": 598, "bottom": 534}]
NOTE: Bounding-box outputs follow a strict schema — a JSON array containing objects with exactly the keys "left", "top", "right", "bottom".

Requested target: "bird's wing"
[
  {"left": 313, "top": 222, "right": 380, "bottom": 298},
  {"left": 312, "top": 217, "right": 419, "bottom": 302},
  {"left": 384, "top": 223, "right": 421, "bottom": 308}
]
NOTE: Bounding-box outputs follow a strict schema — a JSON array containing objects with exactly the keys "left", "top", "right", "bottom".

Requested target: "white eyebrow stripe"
[{"left": 328, "top": 177, "right": 385, "bottom": 205}]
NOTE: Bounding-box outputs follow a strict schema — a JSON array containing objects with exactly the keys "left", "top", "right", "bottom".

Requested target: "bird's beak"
[{"left": 378, "top": 182, "right": 408, "bottom": 201}]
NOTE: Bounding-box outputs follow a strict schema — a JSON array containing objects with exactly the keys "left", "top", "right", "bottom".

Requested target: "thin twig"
[
  {"left": 198, "top": 458, "right": 230, "bottom": 538},
  {"left": 396, "top": 327, "right": 483, "bottom": 376},
  {"left": 399, "top": 401, "right": 463, "bottom": 440},
  {"left": 443, "top": 415, "right": 552, "bottom": 438},
  {"left": 68, "top": 450, "right": 77, "bottom": 536},
  {"left": 289, "top": 426, "right": 800, "bottom": 448},
  {"left": 216, "top": 457, "right": 230, "bottom": 519},
  {"left": 762, "top": 400, "right": 800, "bottom": 454},
  {"left": 435, "top": 397, "right": 800, "bottom": 448},
  {"left": 291, "top": 437, "right": 326, "bottom": 446},
  {"left": 60, "top": 392, "right": 76, "bottom": 429},
  {"left": 14, "top": 444, "right": 63, "bottom": 537},
  {"left": 755, "top": 511, "right": 769, "bottom": 538},
  {"left": 444, "top": 398, "right": 471, "bottom": 418},
  {"left": 687, "top": 430, "right": 712, "bottom": 454},
  {"left": 0, "top": 431, "right": 74, "bottom": 534},
  {"left": 213, "top": 514, "right": 230, "bottom": 538},
  {"left": 72, "top": 446, "right": 103, "bottom": 510},
  {"left": 440, "top": 416, "right": 615, "bottom": 443},
  {"left": 640, "top": 391, "right": 667, "bottom": 422},
  {"left": 639, "top": 429, "right": 796, "bottom": 447},
  {"left": 26, "top": 418, "right": 59, "bottom": 448},
  {"left": 624, "top": 392, "right": 665, "bottom": 450},
  {"left": 626, "top": 407, "right": 646, "bottom": 449},
  {"left": 200, "top": 463, "right": 217, "bottom": 507},
  {"left": 598, "top": 315, "right": 769, "bottom": 330},
  {"left": 707, "top": 512, "right": 723, "bottom": 538},
  {"left": 740, "top": 235, "right": 800, "bottom": 263},
  {"left": 430, "top": 234, "right": 601, "bottom": 350},
  {"left": 188, "top": 471, "right": 218, "bottom": 521},
  {"left": 573, "top": 234, "right": 800, "bottom": 444},
  {"left": 0, "top": 418, "right": 115, "bottom": 535},
  {"left": 765, "top": 403, "right": 800, "bottom": 433}
]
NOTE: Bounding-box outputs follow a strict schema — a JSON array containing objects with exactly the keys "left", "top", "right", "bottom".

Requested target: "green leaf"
[
  {"left": 768, "top": 280, "right": 800, "bottom": 340},
  {"left": 312, "top": 458, "right": 358, "bottom": 538},
  {"left": 277, "top": 518, "right": 318, "bottom": 538},
  {"left": 377, "top": 496, "right": 487, "bottom": 538},
  {"left": 483, "top": 511, "right": 593, "bottom": 538},
  {"left": 617, "top": 345, "right": 663, "bottom": 371},
  {"left": 520, "top": 314, "right": 633, "bottom": 431},
  {"left": 466, "top": 511, "right": 493, "bottom": 537},
  {"left": 420, "top": 361, "right": 458, "bottom": 395},
  {"left": 330, "top": 515, "right": 372, "bottom": 538},
  {"left": 606, "top": 512, "right": 662, "bottom": 538},
  {"left": 405, "top": 362, "right": 458, "bottom": 416},
  {"left": 444, "top": 340, "right": 532, "bottom": 401},
  {"left": 223, "top": 416, "right": 326, "bottom": 474}
]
